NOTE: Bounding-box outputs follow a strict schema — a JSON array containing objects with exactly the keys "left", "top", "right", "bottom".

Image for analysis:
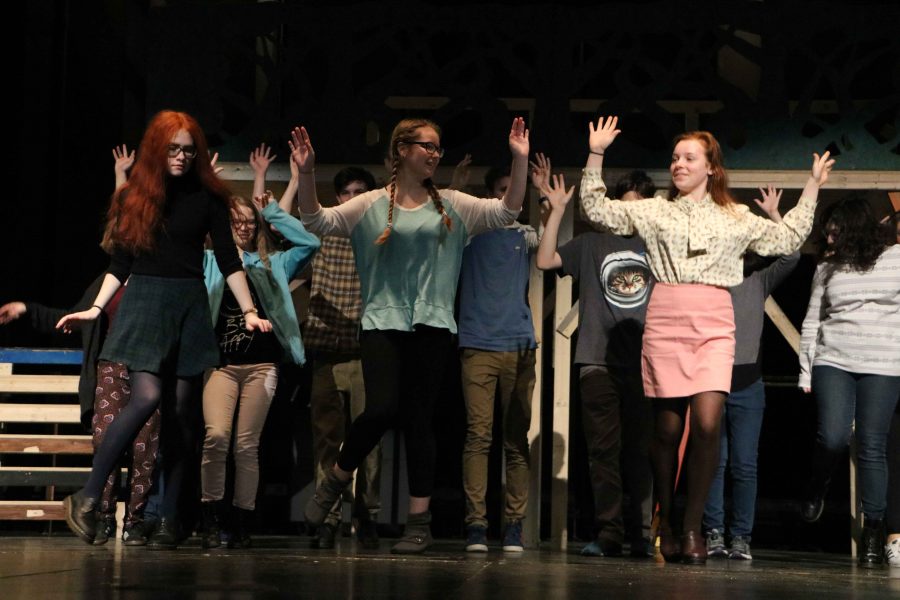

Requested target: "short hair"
[
  {"left": 484, "top": 166, "right": 511, "bottom": 194},
  {"left": 333, "top": 167, "right": 376, "bottom": 194},
  {"left": 614, "top": 170, "right": 656, "bottom": 200}
]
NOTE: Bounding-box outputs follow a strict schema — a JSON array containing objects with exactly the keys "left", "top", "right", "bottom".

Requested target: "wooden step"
[
  {"left": 0, "top": 466, "right": 124, "bottom": 487},
  {"left": 0, "top": 434, "right": 93, "bottom": 454},
  {"left": 0, "top": 403, "right": 81, "bottom": 423},
  {"left": 0, "top": 500, "right": 66, "bottom": 520}
]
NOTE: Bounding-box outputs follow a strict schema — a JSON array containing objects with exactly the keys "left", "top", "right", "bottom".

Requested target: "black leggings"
[
  {"left": 887, "top": 404, "right": 900, "bottom": 533},
  {"left": 84, "top": 371, "right": 199, "bottom": 520},
  {"left": 336, "top": 326, "right": 452, "bottom": 498}
]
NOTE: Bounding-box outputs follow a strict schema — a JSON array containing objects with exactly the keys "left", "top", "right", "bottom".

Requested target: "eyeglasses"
[
  {"left": 232, "top": 219, "right": 257, "bottom": 230},
  {"left": 404, "top": 141, "right": 445, "bottom": 158},
  {"left": 167, "top": 144, "right": 198, "bottom": 159}
]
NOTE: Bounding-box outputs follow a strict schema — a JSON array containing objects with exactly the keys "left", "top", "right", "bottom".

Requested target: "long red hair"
[
  {"left": 102, "top": 110, "right": 231, "bottom": 253},
  {"left": 667, "top": 131, "right": 736, "bottom": 208}
]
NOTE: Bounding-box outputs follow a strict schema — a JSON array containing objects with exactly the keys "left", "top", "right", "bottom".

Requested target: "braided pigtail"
[
  {"left": 374, "top": 156, "right": 399, "bottom": 245},
  {"left": 424, "top": 178, "right": 452, "bottom": 232}
]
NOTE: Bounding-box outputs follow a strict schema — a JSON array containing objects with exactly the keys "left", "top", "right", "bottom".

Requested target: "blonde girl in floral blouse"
[{"left": 579, "top": 116, "right": 834, "bottom": 564}]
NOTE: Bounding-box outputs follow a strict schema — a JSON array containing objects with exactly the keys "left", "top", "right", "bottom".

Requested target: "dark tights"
[
  {"left": 650, "top": 391, "right": 725, "bottom": 534},
  {"left": 84, "top": 371, "right": 199, "bottom": 519}
]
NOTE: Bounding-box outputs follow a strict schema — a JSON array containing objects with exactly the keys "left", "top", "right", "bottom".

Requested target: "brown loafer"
[{"left": 681, "top": 530, "right": 708, "bottom": 565}]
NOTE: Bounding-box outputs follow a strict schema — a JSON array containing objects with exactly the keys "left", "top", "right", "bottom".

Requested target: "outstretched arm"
[
  {"left": 502, "top": 117, "right": 530, "bottom": 212},
  {"left": 55, "top": 273, "right": 122, "bottom": 333},
  {"left": 250, "top": 143, "right": 277, "bottom": 200},
  {"left": 290, "top": 126, "right": 320, "bottom": 215},
  {"left": 112, "top": 144, "right": 135, "bottom": 189},
  {"left": 536, "top": 174, "right": 575, "bottom": 271},
  {"left": 747, "top": 152, "right": 835, "bottom": 255},
  {"left": 279, "top": 147, "right": 300, "bottom": 214}
]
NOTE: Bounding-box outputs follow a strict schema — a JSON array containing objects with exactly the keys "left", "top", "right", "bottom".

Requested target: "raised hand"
[
  {"left": 112, "top": 144, "right": 135, "bottom": 177},
  {"left": 541, "top": 173, "right": 575, "bottom": 213},
  {"left": 249, "top": 143, "right": 277, "bottom": 175},
  {"left": 253, "top": 190, "right": 276, "bottom": 212},
  {"left": 810, "top": 151, "right": 835, "bottom": 187},
  {"left": 529, "top": 152, "right": 552, "bottom": 191},
  {"left": 55, "top": 307, "right": 101, "bottom": 334},
  {"left": 244, "top": 312, "right": 272, "bottom": 332},
  {"left": 209, "top": 152, "right": 224, "bottom": 175},
  {"left": 508, "top": 117, "right": 530, "bottom": 159},
  {"left": 753, "top": 184, "right": 784, "bottom": 221},
  {"left": 289, "top": 126, "right": 316, "bottom": 173},
  {"left": 588, "top": 116, "right": 620, "bottom": 154},
  {"left": 0, "top": 302, "right": 26, "bottom": 325},
  {"left": 449, "top": 153, "right": 472, "bottom": 190}
]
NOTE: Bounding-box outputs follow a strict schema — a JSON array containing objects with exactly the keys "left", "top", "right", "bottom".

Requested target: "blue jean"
[
  {"left": 703, "top": 378, "right": 766, "bottom": 538},
  {"left": 809, "top": 365, "right": 900, "bottom": 519}
]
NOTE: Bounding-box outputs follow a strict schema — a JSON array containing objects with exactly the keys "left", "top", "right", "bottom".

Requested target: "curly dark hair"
[{"left": 817, "top": 196, "right": 893, "bottom": 272}]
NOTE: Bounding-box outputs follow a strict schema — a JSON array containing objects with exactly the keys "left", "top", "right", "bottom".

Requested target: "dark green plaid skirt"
[{"left": 99, "top": 275, "right": 218, "bottom": 376}]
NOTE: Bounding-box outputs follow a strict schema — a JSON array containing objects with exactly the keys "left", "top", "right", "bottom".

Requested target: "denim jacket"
[{"left": 204, "top": 202, "right": 320, "bottom": 365}]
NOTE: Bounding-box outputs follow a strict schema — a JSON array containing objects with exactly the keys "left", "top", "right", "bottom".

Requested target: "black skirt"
[{"left": 99, "top": 275, "right": 218, "bottom": 376}]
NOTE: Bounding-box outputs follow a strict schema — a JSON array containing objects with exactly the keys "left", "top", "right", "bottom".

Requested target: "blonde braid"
[
  {"left": 374, "top": 156, "right": 400, "bottom": 245},
  {"left": 424, "top": 178, "right": 452, "bottom": 231}
]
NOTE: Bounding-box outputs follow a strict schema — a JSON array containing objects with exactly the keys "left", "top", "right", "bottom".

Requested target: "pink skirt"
[{"left": 641, "top": 283, "right": 735, "bottom": 398}]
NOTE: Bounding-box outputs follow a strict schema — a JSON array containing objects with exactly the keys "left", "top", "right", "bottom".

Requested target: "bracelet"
[
  {"left": 91, "top": 305, "right": 103, "bottom": 311},
  {"left": 242, "top": 307, "right": 258, "bottom": 316},
  {"left": 589, "top": 151, "right": 605, "bottom": 156}
]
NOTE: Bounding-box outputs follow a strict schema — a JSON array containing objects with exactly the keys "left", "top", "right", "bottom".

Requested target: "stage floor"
[{"left": 1, "top": 536, "right": 897, "bottom": 599}]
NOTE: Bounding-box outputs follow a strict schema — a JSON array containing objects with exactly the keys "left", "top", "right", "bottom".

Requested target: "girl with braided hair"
[{"left": 291, "top": 117, "right": 530, "bottom": 553}]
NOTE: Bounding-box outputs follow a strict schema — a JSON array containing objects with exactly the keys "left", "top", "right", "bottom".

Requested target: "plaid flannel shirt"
[{"left": 302, "top": 235, "right": 362, "bottom": 354}]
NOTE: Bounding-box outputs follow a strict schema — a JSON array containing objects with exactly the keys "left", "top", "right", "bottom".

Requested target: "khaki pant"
[
  {"left": 461, "top": 348, "right": 535, "bottom": 528},
  {"left": 310, "top": 354, "right": 382, "bottom": 525},
  {"left": 201, "top": 363, "right": 278, "bottom": 510}
]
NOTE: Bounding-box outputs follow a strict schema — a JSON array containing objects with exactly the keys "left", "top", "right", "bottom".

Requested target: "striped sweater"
[{"left": 799, "top": 244, "right": 900, "bottom": 388}]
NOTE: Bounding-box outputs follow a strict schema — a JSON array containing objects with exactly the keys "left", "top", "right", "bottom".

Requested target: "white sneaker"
[{"left": 885, "top": 538, "right": 900, "bottom": 567}]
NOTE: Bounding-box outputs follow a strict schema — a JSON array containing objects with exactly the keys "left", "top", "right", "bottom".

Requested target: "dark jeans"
[
  {"left": 809, "top": 365, "right": 900, "bottom": 519},
  {"left": 703, "top": 378, "right": 765, "bottom": 538},
  {"left": 887, "top": 402, "right": 900, "bottom": 533},
  {"left": 337, "top": 326, "right": 452, "bottom": 499},
  {"left": 579, "top": 365, "right": 653, "bottom": 544}
]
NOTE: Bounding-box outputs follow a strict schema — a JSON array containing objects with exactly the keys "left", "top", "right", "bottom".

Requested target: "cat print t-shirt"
[{"left": 558, "top": 232, "right": 653, "bottom": 368}]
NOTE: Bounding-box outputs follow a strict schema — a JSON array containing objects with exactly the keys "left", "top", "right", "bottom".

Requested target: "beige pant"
[
  {"left": 201, "top": 363, "right": 278, "bottom": 510},
  {"left": 310, "top": 355, "right": 382, "bottom": 525},
  {"left": 461, "top": 348, "right": 535, "bottom": 528}
]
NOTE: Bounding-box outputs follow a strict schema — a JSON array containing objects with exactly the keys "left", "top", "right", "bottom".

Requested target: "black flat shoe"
[
  {"left": 63, "top": 490, "right": 98, "bottom": 545},
  {"left": 147, "top": 518, "right": 179, "bottom": 550}
]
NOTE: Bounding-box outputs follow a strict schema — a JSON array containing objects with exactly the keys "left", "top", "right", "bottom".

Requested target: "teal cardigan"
[{"left": 204, "top": 202, "right": 320, "bottom": 365}]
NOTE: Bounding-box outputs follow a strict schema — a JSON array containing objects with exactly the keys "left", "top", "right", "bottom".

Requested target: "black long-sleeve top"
[
  {"left": 25, "top": 274, "right": 106, "bottom": 429},
  {"left": 108, "top": 177, "right": 242, "bottom": 282}
]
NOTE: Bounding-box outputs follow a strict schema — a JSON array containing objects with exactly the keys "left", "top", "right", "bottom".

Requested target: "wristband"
[
  {"left": 589, "top": 151, "right": 605, "bottom": 156},
  {"left": 92, "top": 305, "right": 103, "bottom": 312},
  {"left": 242, "top": 307, "right": 258, "bottom": 316}
]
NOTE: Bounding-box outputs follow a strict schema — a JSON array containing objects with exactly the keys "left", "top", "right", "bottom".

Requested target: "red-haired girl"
[
  {"left": 578, "top": 116, "right": 833, "bottom": 564},
  {"left": 57, "top": 110, "right": 271, "bottom": 548},
  {"left": 291, "top": 117, "right": 530, "bottom": 553}
]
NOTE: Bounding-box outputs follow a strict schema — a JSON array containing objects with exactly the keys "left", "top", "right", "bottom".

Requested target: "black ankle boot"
[
  {"left": 800, "top": 479, "right": 829, "bottom": 523},
  {"left": 227, "top": 507, "right": 254, "bottom": 549},
  {"left": 200, "top": 501, "right": 222, "bottom": 549},
  {"left": 64, "top": 490, "right": 98, "bottom": 545},
  {"left": 859, "top": 518, "right": 885, "bottom": 568}
]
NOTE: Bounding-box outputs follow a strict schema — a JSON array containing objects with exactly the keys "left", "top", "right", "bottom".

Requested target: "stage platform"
[{"left": 1, "top": 536, "right": 898, "bottom": 599}]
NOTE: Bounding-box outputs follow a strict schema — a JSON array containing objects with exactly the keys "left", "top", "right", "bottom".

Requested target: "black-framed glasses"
[
  {"left": 404, "top": 141, "right": 445, "bottom": 158},
  {"left": 167, "top": 143, "right": 198, "bottom": 159},
  {"left": 232, "top": 218, "right": 257, "bottom": 230}
]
